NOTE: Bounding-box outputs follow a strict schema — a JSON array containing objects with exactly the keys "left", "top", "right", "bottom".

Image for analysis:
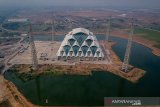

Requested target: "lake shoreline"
[
  {"left": 110, "top": 30, "right": 160, "bottom": 57},
  {"left": 9, "top": 41, "right": 146, "bottom": 83},
  {"left": 3, "top": 36, "right": 159, "bottom": 106}
]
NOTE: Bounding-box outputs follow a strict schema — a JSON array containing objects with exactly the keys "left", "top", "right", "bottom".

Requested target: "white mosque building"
[{"left": 57, "top": 28, "right": 105, "bottom": 61}]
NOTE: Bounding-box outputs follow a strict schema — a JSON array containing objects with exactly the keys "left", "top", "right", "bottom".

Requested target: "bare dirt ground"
[
  {"left": 9, "top": 41, "right": 112, "bottom": 65},
  {"left": 68, "top": 10, "right": 120, "bottom": 19},
  {"left": 0, "top": 75, "right": 37, "bottom": 107}
]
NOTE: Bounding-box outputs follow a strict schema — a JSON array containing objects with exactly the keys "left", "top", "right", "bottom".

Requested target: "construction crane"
[
  {"left": 29, "top": 24, "right": 38, "bottom": 70},
  {"left": 122, "top": 19, "right": 134, "bottom": 72}
]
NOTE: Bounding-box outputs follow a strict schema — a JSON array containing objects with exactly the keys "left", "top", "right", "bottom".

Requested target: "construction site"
[
  {"left": 0, "top": 15, "right": 147, "bottom": 106},
  {"left": 1, "top": 17, "right": 145, "bottom": 75},
  {"left": 10, "top": 28, "right": 112, "bottom": 65}
]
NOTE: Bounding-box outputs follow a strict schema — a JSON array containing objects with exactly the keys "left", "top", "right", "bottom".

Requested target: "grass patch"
[
  {"left": 135, "top": 28, "right": 160, "bottom": 42},
  {"left": 154, "top": 44, "right": 160, "bottom": 49},
  {"left": 43, "top": 68, "right": 65, "bottom": 75},
  {"left": 134, "top": 28, "right": 160, "bottom": 48}
]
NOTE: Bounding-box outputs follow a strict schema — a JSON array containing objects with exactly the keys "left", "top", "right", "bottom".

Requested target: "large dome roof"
[
  {"left": 71, "top": 28, "right": 91, "bottom": 35},
  {"left": 57, "top": 28, "right": 104, "bottom": 60}
]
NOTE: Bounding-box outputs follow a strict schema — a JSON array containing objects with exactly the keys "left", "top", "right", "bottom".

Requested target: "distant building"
[
  {"left": 57, "top": 28, "right": 104, "bottom": 61},
  {"left": 8, "top": 18, "right": 29, "bottom": 23},
  {"left": 118, "top": 14, "right": 127, "bottom": 17},
  {"left": 21, "top": 34, "right": 28, "bottom": 36}
]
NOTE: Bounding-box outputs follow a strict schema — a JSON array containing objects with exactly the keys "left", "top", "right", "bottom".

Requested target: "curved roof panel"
[{"left": 57, "top": 28, "right": 104, "bottom": 59}]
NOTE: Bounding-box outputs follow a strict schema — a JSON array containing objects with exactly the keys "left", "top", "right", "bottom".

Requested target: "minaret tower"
[
  {"left": 29, "top": 24, "right": 38, "bottom": 69},
  {"left": 122, "top": 19, "right": 134, "bottom": 72}
]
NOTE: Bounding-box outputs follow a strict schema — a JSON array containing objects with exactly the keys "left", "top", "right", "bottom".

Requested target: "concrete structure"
[{"left": 57, "top": 28, "right": 105, "bottom": 61}]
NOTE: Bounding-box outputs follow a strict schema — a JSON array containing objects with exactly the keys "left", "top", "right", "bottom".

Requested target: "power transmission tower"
[
  {"left": 51, "top": 19, "right": 55, "bottom": 53},
  {"left": 29, "top": 24, "right": 38, "bottom": 69},
  {"left": 69, "top": 18, "right": 73, "bottom": 30},
  {"left": 122, "top": 19, "right": 134, "bottom": 72},
  {"left": 51, "top": 20, "right": 55, "bottom": 44},
  {"left": 104, "top": 17, "right": 111, "bottom": 62},
  {"left": 105, "top": 17, "right": 111, "bottom": 46},
  {"left": 51, "top": 13, "right": 55, "bottom": 45}
]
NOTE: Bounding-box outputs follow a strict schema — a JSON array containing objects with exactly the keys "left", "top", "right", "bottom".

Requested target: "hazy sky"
[{"left": 0, "top": 0, "right": 160, "bottom": 8}]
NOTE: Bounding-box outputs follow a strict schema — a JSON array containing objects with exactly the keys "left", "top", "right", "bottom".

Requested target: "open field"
[{"left": 135, "top": 28, "right": 160, "bottom": 48}]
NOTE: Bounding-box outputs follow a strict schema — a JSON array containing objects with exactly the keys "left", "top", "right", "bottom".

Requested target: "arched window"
[
  {"left": 86, "top": 39, "right": 93, "bottom": 46},
  {"left": 91, "top": 46, "right": 97, "bottom": 55},
  {"left": 73, "top": 45, "right": 80, "bottom": 56},
  {"left": 68, "top": 39, "right": 75, "bottom": 46},
  {"left": 82, "top": 46, "right": 89, "bottom": 56},
  {"left": 63, "top": 45, "right": 71, "bottom": 55},
  {"left": 74, "top": 33, "right": 88, "bottom": 45}
]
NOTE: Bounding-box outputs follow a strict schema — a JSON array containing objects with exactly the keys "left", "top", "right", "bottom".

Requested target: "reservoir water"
[{"left": 4, "top": 35, "right": 160, "bottom": 106}]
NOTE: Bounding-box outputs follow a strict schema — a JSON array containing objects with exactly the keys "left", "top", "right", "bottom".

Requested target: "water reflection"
[
  {"left": 36, "top": 76, "right": 41, "bottom": 103},
  {"left": 118, "top": 79, "right": 125, "bottom": 97}
]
